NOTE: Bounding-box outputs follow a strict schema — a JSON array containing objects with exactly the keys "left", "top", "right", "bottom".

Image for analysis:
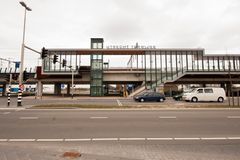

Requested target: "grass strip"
[
  {"left": 31, "top": 104, "right": 131, "bottom": 109},
  {"left": 30, "top": 104, "right": 240, "bottom": 109}
]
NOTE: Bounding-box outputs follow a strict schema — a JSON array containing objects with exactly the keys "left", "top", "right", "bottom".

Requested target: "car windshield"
[
  {"left": 190, "top": 89, "right": 198, "bottom": 93},
  {"left": 184, "top": 89, "right": 195, "bottom": 93},
  {"left": 136, "top": 92, "right": 148, "bottom": 96}
]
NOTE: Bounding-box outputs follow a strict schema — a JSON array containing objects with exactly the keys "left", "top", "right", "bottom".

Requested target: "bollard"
[
  {"left": 17, "top": 87, "right": 22, "bottom": 106},
  {"left": 7, "top": 85, "right": 11, "bottom": 107}
]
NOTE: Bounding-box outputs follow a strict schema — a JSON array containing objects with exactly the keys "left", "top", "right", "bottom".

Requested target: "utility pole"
[{"left": 18, "top": 1, "right": 32, "bottom": 106}]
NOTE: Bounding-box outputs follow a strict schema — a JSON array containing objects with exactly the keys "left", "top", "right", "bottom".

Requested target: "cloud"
[{"left": 0, "top": 0, "right": 240, "bottom": 67}]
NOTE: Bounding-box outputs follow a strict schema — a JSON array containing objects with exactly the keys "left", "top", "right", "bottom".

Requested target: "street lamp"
[{"left": 18, "top": 1, "right": 31, "bottom": 106}]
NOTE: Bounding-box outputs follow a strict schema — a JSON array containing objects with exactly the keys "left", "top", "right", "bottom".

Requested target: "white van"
[{"left": 182, "top": 87, "right": 226, "bottom": 102}]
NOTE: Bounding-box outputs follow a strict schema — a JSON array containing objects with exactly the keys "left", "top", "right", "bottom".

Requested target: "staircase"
[
  {"left": 128, "top": 83, "right": 146, "bottom": 97},
  {"left": 148, "top": 69, "right": 187, "bottom": 89}
]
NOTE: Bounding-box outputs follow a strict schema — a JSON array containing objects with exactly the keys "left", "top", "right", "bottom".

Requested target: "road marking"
[
  {"left": 227, "top": 116, "right": 240, "bottom": 119},
  {"left": 159, "top": 116, "right": 177, "bottom": 119},
  {"left": 15, "top": 108, "right": 25, "bottom": 112},
  {"left": 8, "top": 139, "right": 35, "bottom": 142},
  {"left": 1, "top": 137, "right": 240, "bottom": 143},
  {"left": 201, "top": 137, "right": 227, "bottom": 140},
  {"left": 36, "top": 139, "right": 63, "bottom": 142},
  {"left": 65, "top": 139, "right": 91, "bottom": 142},
  {"left": 90, "top": 117, "right": 108, "bottom": 119},
  {"left": 2, "top": 112, "right": 10, "bottom": 115},
  {"left": 92, "top": 138, "right": 118, "bottom": 141},
  {"left": 147, "top": 138, "right": 173, "bottom": 140},
  {"left": 174, "top": 138, "right": 200, "bottom": 140},
  {"left": 117, "top": 100, "right": 122, "bottom": 106},
  {"left": 227, "top": 137, "right": 240, "bottom": 140},
  {"left": 19, "top": 117, "right": 39, "bottom": 120},
  {"left": 119, "top": 138, "right": 146, "bottom": 141}
]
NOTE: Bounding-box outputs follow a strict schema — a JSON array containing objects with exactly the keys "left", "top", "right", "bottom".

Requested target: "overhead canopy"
[{"left": 47, "top": 48, "right": 204, "bottom": 55}]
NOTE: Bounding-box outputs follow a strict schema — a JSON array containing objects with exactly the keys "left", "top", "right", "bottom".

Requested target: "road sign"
[
  {"left": 61, "top": 84, "right": 64, "bottom": 89},
  {"left": 19, "top": 84, "right": 24, "bottom": 91}
]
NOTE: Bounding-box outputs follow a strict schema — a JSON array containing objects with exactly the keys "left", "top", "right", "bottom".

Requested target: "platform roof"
[{"left": 47, "top": 48, "right": 205, "bottom": 55}]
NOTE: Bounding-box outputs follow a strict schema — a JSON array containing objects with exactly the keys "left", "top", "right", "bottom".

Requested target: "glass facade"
[
  {"left": 124, "top": 49, "right": 239, "bottom": 91},
  {"left": 141, "top": 50, "right": 240, "bottom": 90},
  {"left": 90, "top": 38, "right": 104, "bottom": 96},
  {"left": 43, "top": 51, "right": 81, "bottom": 73}
]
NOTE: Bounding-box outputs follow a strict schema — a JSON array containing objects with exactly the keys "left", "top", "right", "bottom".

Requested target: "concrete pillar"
[
  {"left": 3, "top": 84, "right": 7, "bottom": 96},
  {"left": 54, "top": 83, "right": 61, "bottom": 95},
  {"left": 37, "top": 81, "right": 43, "bottom": 97},
  {"left": 220, "top": 83, "right": 226, "bottom": 90},
  {"left": 226, "top": 83, "right": 231, "bottom": 97},
  {"left": 67, "top": 84, "right": 70, "bottom": 95}
]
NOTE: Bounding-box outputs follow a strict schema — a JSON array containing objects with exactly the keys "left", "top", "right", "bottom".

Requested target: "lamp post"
[{"left": 18, "top": 1, "right": 31, "bottom": 106}]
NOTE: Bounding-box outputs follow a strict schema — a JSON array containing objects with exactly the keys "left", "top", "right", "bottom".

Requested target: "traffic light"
[
  {"left": 15, "top": 62, "right": 20, "bottom": 69},
  {"left": 41, "top": 47, "right": 48, "bottom": 59},
  {"left": 23, "top": 70, "right": 29, "bottom": 81},
  {"left": 62, "top": 59, "right": 67, "bottom": 67},
  {"left": 53, "top": 55, "right": 58, "bottom": 64}
]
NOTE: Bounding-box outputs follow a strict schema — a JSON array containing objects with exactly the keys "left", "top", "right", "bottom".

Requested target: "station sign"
[{"left": 106, "top": 45, "right": 156, "bottom": 49}]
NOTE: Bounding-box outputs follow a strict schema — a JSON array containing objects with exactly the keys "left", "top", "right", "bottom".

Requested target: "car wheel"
[
  {"left": 191, "top": 97, "right": 198, "bottom": 102},
  {"left": 159, "top": 98, "right": 164, "bottom": 102},
  {"left": 140, "top": 98, "right": 144, "bottom": 102},
  {"left": 218, "top": 97, "right": 224, "bottom": 103}
]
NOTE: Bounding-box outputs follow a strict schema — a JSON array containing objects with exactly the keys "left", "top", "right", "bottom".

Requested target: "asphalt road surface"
[
  {"left": 1, "top": 109, "right": 240, "bottom": 160},
  {"left": 0, "top": 109, "right": 240, "bottom": 139}
]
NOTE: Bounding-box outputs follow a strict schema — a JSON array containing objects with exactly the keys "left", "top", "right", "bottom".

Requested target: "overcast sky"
[{"left": 0, "top": 0, "right": 240, "bottom": 68}]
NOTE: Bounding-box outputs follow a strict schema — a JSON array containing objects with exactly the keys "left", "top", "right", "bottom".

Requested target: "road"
[
  {"left": 0, "top": 109, "right": 240, "bottom": 139},
  {"left": 1, "top": 109, "right": 240, "bottom": 160}
]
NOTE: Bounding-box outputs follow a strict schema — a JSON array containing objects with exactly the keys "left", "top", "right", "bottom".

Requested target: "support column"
[
  {"left": 220, "top": 83, "right": 226, "bottom": 90},
  {"left": 67, "top": 84, "right": 70, "bottom": 95},
  {"left": 37, "top": 81, "right": 43, "bottom": 97},
  {"left": 54, "top": 83, "right": 61, "bottom": 95},
  {"left": 3, "top": 84, "right": 7, "bottom": 96}
]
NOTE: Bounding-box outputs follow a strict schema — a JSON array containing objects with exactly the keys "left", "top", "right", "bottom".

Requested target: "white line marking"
[
  {"left": 36, "top": 139, "right": 63, "bottom": 142},
  {"left": 201, "top": 137, "right": 227, "bottom": 140},
  {"left": 174, "top": 138, "right": 200, "bottom": 140},
  {"left": 65, "top": 139, "right": 91, "bottom": 142},
  {"left": 19, "top": 117, "right": 39, "bottom": 120},
  {"left": 227, "top": 116, "right": 240, "bottom": 119},
  {"left": 147, "top": 138, "right": 173, "bottom": 140},
  {"left": 119, "top": 138, "right": 146, "bottom": 141},
  {"left": 1, "top": 137, "right": 240, "bottom": 142},
  {"left": 90, "top": 117, "right": 108, "bottom": 119},
  {"left": 8, "top": 139, "right": 35, "bottom": 142},
  {"left": 92, "top": 138, "right": 118, "bottom": 141},
  {"left": 3, "top": 112, "right": 10, "bottom": 115},
  {"left": 159, "top": 116, "right": 177, "bottom": 119},
  {"left": 117, "top": 100, "right": 122, "bottom": 106},
  {"left": 227, "top": 137, "right": 240, "bottom": 140}
]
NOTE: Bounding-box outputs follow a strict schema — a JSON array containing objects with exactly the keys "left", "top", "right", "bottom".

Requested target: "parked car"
[
  {"left": 173, "top": 89, "right": 193, "bottom": 101},
  {"left": 173, "top": 93, "right": 183, "bottom": 101},
  {"left": 134, "top": 92, "right": 165, "bottom": 102},
  {"left": 182, "top": 87, "right": 226, "bottom": 102}
]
